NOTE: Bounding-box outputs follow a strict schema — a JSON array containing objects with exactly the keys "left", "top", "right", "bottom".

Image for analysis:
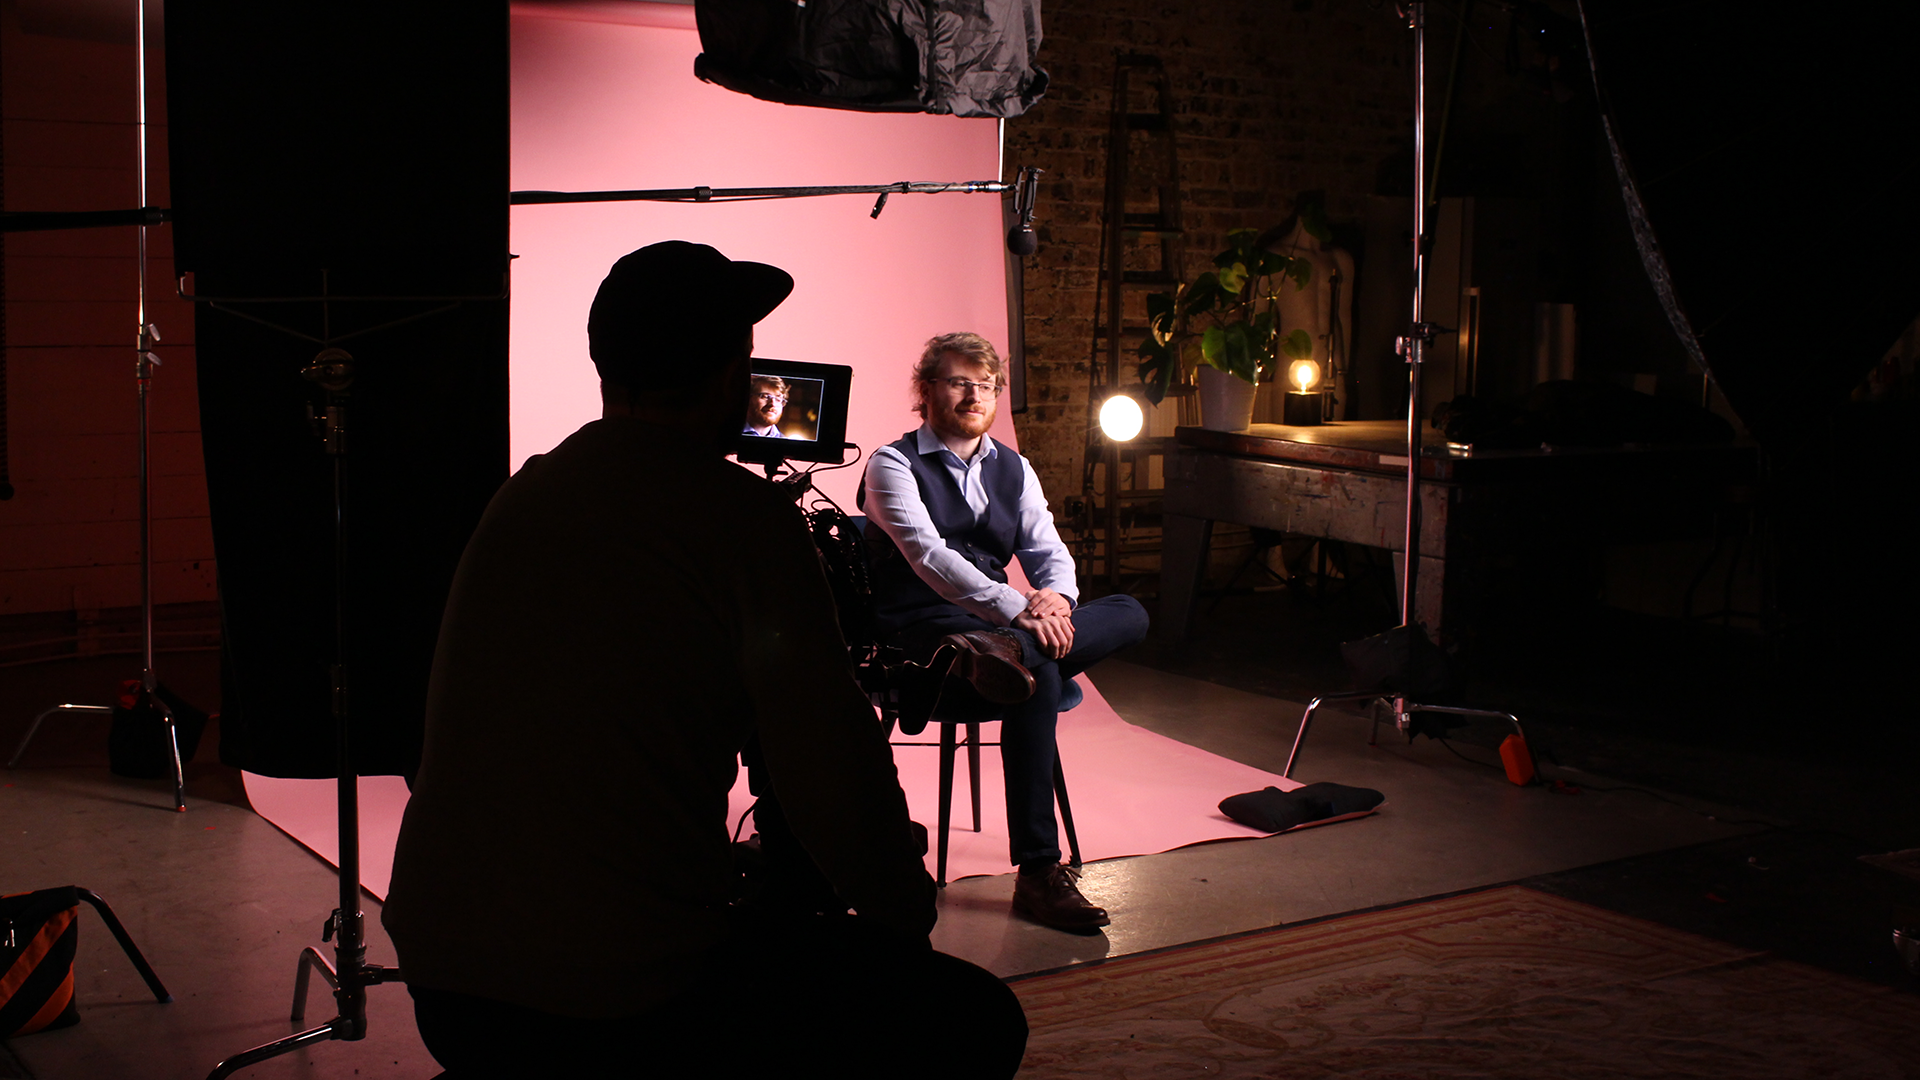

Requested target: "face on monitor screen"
[
  {"left": 734, "top": 359, "right": 852, "bottom": 465},
  {"left": 743, "top": 374, "right": 822, "bottom": 442}
]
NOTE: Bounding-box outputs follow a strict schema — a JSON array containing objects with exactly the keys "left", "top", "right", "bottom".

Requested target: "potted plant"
[{"left": 1137, "top": 217, "right": 1326, "bottom": 430}]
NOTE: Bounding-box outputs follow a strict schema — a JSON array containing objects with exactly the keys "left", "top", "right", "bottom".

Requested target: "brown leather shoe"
[
  {"left": 938, "top": 629, "right": 1035, "bottom": 705},
  {"left": 1012, "top": 864, "right": 1110, "bottom": 932}
]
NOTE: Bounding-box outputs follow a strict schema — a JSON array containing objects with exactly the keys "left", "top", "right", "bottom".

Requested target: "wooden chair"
[{"left": 890, "top": 678, "right": 1085, "bottom": 887}]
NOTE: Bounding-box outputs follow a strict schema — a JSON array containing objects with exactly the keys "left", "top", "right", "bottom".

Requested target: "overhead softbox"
[
  {"left": 692, "top": 0, "right": 1047, "bottom": 117},
  {"left": 168, "top": 1, "right": 510, "bottom": 778}
]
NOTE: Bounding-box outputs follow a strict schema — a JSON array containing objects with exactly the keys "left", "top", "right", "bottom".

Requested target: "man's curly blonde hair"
[{"left": 911, "top": 332, "right": 1004, "bottom": 417}]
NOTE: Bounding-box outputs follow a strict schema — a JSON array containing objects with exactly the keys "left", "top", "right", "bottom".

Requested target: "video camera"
[{"left": 731, "top": 358, "right": 952, "bottom": 732}]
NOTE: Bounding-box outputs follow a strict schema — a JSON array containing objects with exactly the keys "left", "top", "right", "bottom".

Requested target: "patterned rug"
[{"left": 1011, "top": 886, "right": 1920, "bottom": 1079}]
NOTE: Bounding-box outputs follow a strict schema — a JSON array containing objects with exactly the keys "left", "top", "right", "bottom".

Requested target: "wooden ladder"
[{"left": 1079, "top": 54, "right": 1194, "bottom": 590}]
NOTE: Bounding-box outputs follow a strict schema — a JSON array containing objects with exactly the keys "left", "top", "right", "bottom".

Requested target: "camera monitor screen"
[{"left": 734, "top": 358, "right": 853, "bottom": 466}]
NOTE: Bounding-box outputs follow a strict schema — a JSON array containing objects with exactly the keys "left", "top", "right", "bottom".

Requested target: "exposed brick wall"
[
  {"left": 0, "top": 16, "right": 214, "bottom": 619},
  {"left": 1005, "top": 0, "right": 1413, "bottom": 510}
]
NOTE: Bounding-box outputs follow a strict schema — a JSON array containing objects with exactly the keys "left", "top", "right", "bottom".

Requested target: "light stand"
[
  {"left": 1282, "top": 0, "right": 1529, "bottom": 779},
  {"left": 206, "top": 345, "right": 403, "bottom": 1080},
  {"left": 134, "top": 0, "right": 187, "bottom": 810},
  {"left": 8, "top": 0, "right": 185, "bottom": 810}
]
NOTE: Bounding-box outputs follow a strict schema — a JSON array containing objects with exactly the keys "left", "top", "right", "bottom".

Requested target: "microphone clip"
[{"left": 1007, "top": 166, "right": 1043, "bottom": 256}]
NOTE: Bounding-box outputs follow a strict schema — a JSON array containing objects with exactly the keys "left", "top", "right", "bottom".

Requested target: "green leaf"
[
  {"left": 1136, "top": 340, "right": 1173, "bottom": 405},
  {"left": 1252, "top": 309, "right": 1275, "bottom": 346},
  {"left": 1136, "top": 336, "right": 1167, "bottom": 403},
  {"left": 1183, "top": 273, "right": 1223, "bottom": 317},
  {"left": 1146, "top": 292, "right": 1176, "bottom": 338},
  {"left": 1225, "top": 227, "right": 1260, "bottom": 250},
  {"left": 1285, "top": 257, "right": 1313, "bottom": 291},
  {"left": 1281, "top": 328, "right": 1314, "bottom": 360},
  {"left": 1200, "top": 326, "right": 1226, "bottom": 368},
  {"left": 1222, "top": 323, "right": 1259, "bottom": 383},
  {"left": 1216, "top": 263, "right": 1248, "bottom": 299}
]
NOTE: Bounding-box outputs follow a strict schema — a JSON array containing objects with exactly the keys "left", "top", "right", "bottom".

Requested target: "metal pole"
[
  {"left": 135, "top": 0, "right": 185, "bottom": 812},
  {"left": 136, "top": 0, "right": 152, "bottom": 683},
  {"left": 329, "top": 395, "right": 368, "bottom": 1040},
  {"left": 1281, "top": 1, "right": 1532, "bottom": 773},
  {"left": 206, "top": 354, "right": 401, "bottom": 1079},
  {"left": 1401, "top": 0, "right": 1428, "bottom": 630}
]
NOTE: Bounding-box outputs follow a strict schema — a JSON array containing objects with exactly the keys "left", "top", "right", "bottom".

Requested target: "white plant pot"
[{"left": 1197, "top": 365, "right": 1258, "bottom": 432}]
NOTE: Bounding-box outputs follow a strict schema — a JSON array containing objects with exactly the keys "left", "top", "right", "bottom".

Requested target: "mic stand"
[
  {"left": 206, "top": 349, "right": 403, "bottom": 1079},
  {"left": 1282, "top": 0, "right": 1530, "bottom": 780}
]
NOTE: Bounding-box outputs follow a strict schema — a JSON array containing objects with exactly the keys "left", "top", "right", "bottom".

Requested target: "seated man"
[
  {"left": 384, "top": 245, "right": 1025, "bottom": 1078},
  {"left": 859, "top": 332, "right": 1149, "bottom": 933},
  {"left": 743, "top": 374, "right": 788, "bottom": 436}
]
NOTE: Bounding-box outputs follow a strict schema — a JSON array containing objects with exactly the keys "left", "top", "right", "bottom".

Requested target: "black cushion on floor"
[{"left": 1219, "top": 782, "right": 1384, "bottom": 833}]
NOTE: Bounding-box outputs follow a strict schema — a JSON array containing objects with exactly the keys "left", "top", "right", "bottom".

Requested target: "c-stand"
[
  {"left": 1283, "top": 0, "right": 1532, "bottom": 778},
  {"left": 206, "top": 346, "right": 403, "bottom": 1078}
]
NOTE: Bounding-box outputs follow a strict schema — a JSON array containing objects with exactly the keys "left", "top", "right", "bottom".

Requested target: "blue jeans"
[{"left": 890, "top": 594, "right": 1149, "bottom": 869}]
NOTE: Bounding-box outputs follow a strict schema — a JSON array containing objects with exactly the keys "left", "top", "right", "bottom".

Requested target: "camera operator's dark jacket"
[{"left": 386, "top": 420, "right": 934, "bottom": 1017}]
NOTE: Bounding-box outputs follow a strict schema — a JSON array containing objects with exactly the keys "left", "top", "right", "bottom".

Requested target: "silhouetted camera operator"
[{"left": 384, "top": 241, "right": 1025, "bottom": 1078}]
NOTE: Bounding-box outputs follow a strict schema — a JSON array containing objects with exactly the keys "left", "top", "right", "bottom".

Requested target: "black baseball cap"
[{"left": 588, "top": 241, "right": 795, "bottom": 387}]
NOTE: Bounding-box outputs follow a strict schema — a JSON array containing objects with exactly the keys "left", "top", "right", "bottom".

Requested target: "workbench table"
[{"left": 1157, "top": 421, "right": 1758, "bottom": 643}]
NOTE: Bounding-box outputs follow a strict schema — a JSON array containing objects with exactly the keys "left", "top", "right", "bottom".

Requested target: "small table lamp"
[{"left": 1284, "top": 358, "right": 1327, "bottom": 425}]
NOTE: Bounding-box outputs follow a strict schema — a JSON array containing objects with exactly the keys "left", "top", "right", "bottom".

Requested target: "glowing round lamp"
[
  {"left": 1099, "top": 393, "right": 1145, "bottom": 441},
  {"left": 1283, "top": 359, "right": 1327, "bottom": 426},
  {"left": 1288, "top": 358, "right": 1322, "bottom": 393}
]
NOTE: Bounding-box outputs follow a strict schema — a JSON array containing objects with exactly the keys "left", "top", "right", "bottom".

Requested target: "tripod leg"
[
  {"left": 8, "top": 705, "right": 112, "bottom": 769},
  {"left": 1283, "top": 700, "right": 1320, "bottom": 780},
  {"left": 1401, "top": 701, "right": 1535, "bottom": 773},
  {"left": 206, "top": 1024, "right": 340, "bottom": 1080},
  {"left": 291, "top": 946, "right": 339, "bottom": 1023},
  {"left": 1283, "top": 690, "right": 1384, "bottom": 779},
  {"left": 159, "top": 699, "right": 186, "bottom": 812},
  {"left": 74, "top": 888, "right": 172, "bottom": 1002}
]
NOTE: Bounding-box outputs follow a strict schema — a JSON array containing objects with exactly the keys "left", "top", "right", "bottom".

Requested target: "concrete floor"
[
  {"left": 931, "top": 660, "right": 1759, "bottom": 976},
  {"left": 1, "top": 635, "right": 1788, "bottom": 1080}
]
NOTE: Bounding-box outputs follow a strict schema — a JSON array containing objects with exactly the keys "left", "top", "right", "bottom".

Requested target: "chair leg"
[
  {"left": 936, "top": 722, "right": 956, "bottom": 887},
  {"left": 966, "top": 721, "right": 982, "bottom": 832},
  {"left": 1052, "top": 757, "right": 1082, "bottom": 870}
]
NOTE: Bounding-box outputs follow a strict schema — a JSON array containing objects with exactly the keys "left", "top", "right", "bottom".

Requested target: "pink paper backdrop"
[
  {"left": 507, "top": 0, "right": 1012, "bottom": 511},
  {"left": 245, "top": 2, "right": 1301, "bottom": 897},
  {"left": 725, "top": 676, "right": 1298, "bottom": 883}
]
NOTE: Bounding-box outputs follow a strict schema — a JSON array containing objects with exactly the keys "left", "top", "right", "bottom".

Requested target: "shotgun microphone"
[{"left": 1006, "top": 166, "right": 1042, "bottom": 256}]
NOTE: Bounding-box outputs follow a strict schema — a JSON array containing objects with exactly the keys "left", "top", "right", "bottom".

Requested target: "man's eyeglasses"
[{"left": 925, "top": 376, "right": 1002, "bottom": 397}]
